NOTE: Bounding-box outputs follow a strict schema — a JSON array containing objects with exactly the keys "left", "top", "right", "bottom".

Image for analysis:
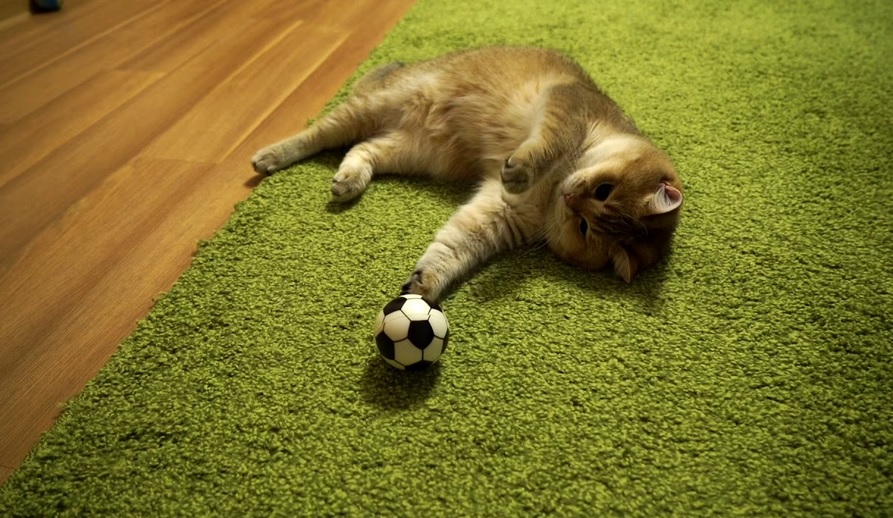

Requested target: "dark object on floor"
[{"left": 30, "top": 0, "right": 63, "bottom": 14}]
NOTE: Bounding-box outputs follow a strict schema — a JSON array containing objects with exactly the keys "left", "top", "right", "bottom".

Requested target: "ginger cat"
[{"left": 252, "top": 46, "right": 683, "bottom": 302}]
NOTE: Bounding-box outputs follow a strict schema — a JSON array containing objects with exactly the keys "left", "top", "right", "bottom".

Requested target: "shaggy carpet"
[{"left": 2, "top": 0, "right": 891, "bottom": 515}]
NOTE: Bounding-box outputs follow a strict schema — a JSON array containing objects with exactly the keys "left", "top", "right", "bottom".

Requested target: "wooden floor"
[{"left": 0, "top": 0, "right": 414, "bottom": 485}]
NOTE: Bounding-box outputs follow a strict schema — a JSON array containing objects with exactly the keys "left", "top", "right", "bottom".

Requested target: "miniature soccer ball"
[{"left": 373, "top": 294, "right": 450, "bottom": 370}]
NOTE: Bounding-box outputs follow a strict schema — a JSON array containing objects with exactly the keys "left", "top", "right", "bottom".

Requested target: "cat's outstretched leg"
[
  {"left": 330, "top": 135, "right": 399, "bottom": 201},
  {"left": 401, "top": 181, "right": 533, "bottom": 301},
  {"left": 500, "top": 83, "right": 589, "bottom": 193},
  {"left": 251, "top": 102, "right": 373, "bottom": 174}
]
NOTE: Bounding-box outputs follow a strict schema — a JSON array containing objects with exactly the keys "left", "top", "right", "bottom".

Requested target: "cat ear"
[
  {"left": 611, "top": 245, "right": 639, "bottom": 283},
  {"left": 649, "top": 183, "right": 683, "bottom": 215}
]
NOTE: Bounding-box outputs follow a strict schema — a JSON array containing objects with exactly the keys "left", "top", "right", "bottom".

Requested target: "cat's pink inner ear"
[{"left": 649, "top": 183, "right": 683, "bottom": 215}]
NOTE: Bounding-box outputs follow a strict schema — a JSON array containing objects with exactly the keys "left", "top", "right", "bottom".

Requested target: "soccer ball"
[{"left": 373, "top": 294, "right": 450, "bottom": 370}]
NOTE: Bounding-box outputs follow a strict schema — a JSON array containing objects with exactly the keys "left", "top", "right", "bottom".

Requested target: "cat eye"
[
  {"left": 579, "top": 218, "right": 589, "bottom": 236},
  {"left": 594, "top": 183, "right": 614, "bottom": 201}
]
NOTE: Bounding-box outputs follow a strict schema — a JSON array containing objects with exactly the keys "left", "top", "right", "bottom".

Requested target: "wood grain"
[
  {"left": 0, "top": 0, "right": 153, "bottom": 86},
  {"left": 140, "top": 19, "right": 349, "bottom": 163},
  {"left": 0, "top": 0, "right": 217, "bottom": 122},
  {"left": 0, "top": 69, "right": 163, "bottom": 188},
  {"left": 0, "top": 0, "right": 415, "bottom": 485},
  {"left": 0, "top": 0, "right": 24, "bottom": 25},
  {"left": 0, "top": 10, "right": 292, "bottom": 271},
  {"left": 0, "top": 0, "right": 100, "bottom": 59}
]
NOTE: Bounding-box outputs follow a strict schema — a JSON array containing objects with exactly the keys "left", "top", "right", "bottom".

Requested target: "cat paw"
[
  {"left": 501, "top": 156, "right": 533, "bottom": 194},
  {"left": 401, "top": 270, "right": 435, "bottom": 300},
  {"left": 251, "top": 146, "right": 283, "bottom": 174},
  {"left": 400, "top": 271, "right": 418, "bottom": 294},
  {"left": 331, "top": 168, "right": 371, "bottom": 202}
]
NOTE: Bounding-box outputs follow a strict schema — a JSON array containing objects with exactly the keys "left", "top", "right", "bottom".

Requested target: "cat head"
[{"left": 547, "top": 135, "right": 683, "bottom": 283}]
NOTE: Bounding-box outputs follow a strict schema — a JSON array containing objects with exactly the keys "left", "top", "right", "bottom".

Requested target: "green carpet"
[{"left": 3, "top": 0, "right": 892, "bottom": 515}]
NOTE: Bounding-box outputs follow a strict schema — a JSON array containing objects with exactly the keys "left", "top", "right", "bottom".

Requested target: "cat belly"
[
  {"left": 392, "top": 127, "right": 489, "bottom": 181},
  {"left": 385, "top": 71, "right": 537, "bottom": 181},
  {"left": 398, "top": 123, "right": 525, "bottom": 182}
]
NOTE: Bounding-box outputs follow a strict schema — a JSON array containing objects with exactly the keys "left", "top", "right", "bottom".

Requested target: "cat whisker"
[{"left": 615, "top": 206, "right": 649, "bottom": 236}]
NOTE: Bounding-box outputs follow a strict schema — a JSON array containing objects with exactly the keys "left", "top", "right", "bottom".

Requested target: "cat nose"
[{"left": 563, "top": 192, "right": 582, "bottom": 210}]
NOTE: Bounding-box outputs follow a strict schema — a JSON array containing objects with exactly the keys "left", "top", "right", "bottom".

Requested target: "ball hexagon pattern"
[{"left": 373, "top": 294, "right": 450, "bottom": 370}]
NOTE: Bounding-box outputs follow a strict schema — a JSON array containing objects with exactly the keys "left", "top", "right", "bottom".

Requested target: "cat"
[{"left": 251, "top": 46, "right": 683, "bottom": 302}]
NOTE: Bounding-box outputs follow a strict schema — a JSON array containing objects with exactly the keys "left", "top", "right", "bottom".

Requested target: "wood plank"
[
  {"left": 0, "top": 0, "right": 417, "bottom": 487},
  {"left": 0, "top": 0, "right": 162, "bottom": 87},
  {"left": 0, "top": 158, "right": 214, "bottom": 470},
  {"left": 118, "top": 0, "right": 258, "bottom": 74},
  {"left": 226, "top": 2, "right": 411, "bottom": 165},
  {"left": 0, "top": 11, "right": 27, "bottom": 32},
  {"left": 0, "top": 15, "right": 290, "bottom": 273},
  {"left": 137, "top": 0, "right": 413, "bottom": 165},
  {"left": 141, "top": 21, "right": 347, "bottom": 163},
  {"left": 0, "top": 0, "right": 24, "bottom": 24},
  {"left": 0, "top": 0, "right": 101, "bottom": 59},
  {"left": 0, "top": 69, "right": 163, "bottom": 189},
  {"left": 119, "top": 0, "right": 330, "bottom": 75},
  {"left": 244, "top": 0, "right": 419, "bottom": 149},
  {"left": 0, "top": 0, "right": 216, "bottom": 122}
]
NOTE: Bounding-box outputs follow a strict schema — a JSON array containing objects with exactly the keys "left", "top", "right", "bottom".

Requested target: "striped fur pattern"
[{"left": 252, "top": 47, "right": 684, "bottom": 301}]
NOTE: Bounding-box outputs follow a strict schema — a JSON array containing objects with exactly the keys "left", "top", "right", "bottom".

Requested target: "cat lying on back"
[{"left": 252, "top": 46, "right": 683, "bottom": 302}]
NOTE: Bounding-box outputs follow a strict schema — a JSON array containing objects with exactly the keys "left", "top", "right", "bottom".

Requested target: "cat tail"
[{"left": 352, "top": 62, "right": 406, "bottom": 96}]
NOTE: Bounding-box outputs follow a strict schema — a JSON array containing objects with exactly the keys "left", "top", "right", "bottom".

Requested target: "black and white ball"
[{"left": 373, "top": 294, "right": 450, "bottom": 370}]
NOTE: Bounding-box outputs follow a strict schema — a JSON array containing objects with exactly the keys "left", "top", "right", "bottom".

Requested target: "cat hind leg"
[{"left": 251, "top": 102, "right": 372, "bottom": 175}]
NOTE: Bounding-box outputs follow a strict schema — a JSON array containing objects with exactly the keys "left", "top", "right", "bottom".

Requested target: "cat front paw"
[
  {"left": 501, "top": 156, "right": 534, "bottom": 194},
  {"left": 331, "top": 167, "right": 372, "bottom": 202},
  {"left": 401, "top": 270, "right": 424, "bottom": 295},
  {"left": 401, "top": 270, "right": 437, "bottom": 301},
  {"left": 251, "top": 146, "right": 284, "bottom": 174}
]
